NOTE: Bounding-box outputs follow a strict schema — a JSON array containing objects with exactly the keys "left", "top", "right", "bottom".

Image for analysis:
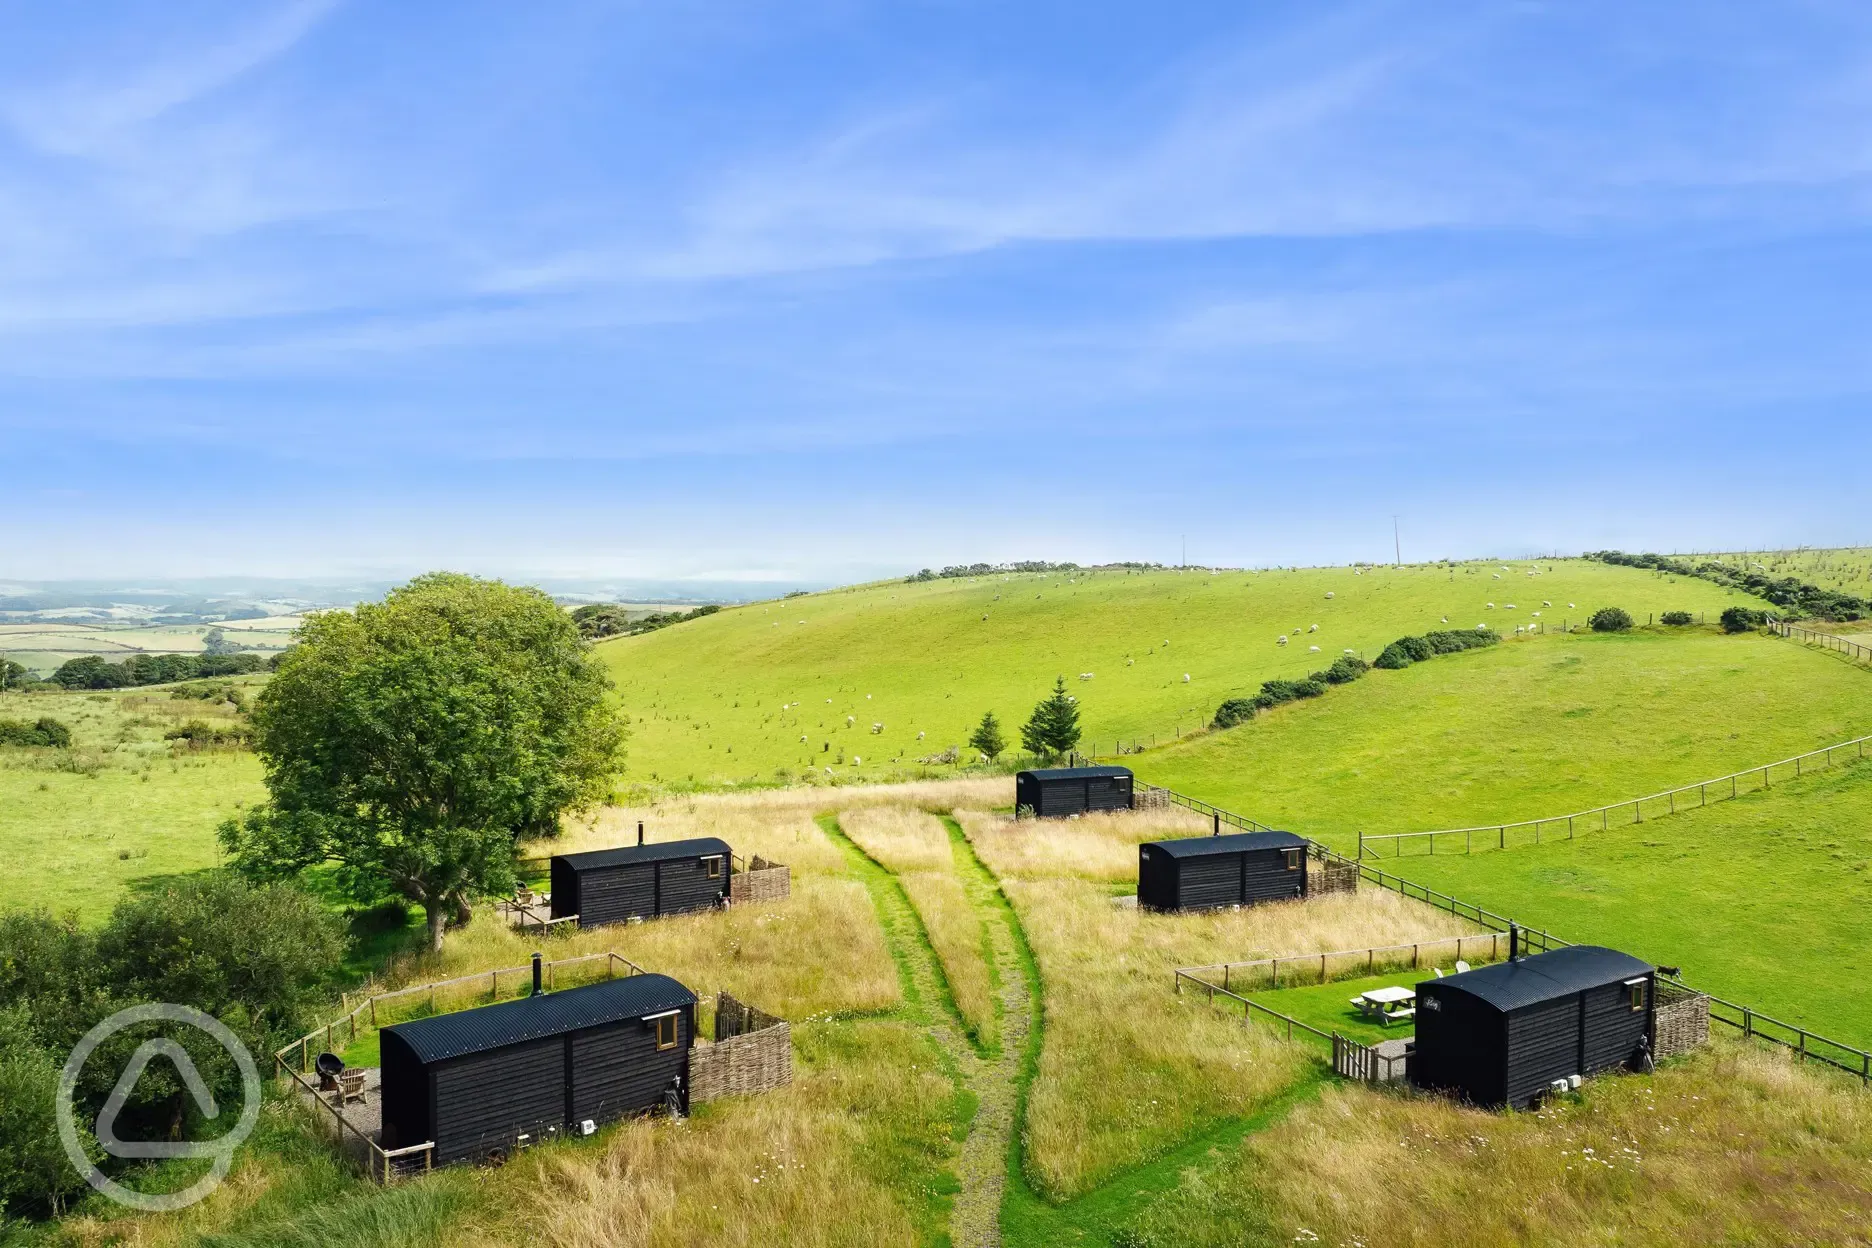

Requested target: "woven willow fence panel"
[
  {"left": 731, "top": 858, "right": 791, "bottom": 905},
  {"left": 691, "top": 993, "right": 793, "bottom": 1103},
  {"left": 1654, "top": 984, "right": 1711, "bottom": 1060}
]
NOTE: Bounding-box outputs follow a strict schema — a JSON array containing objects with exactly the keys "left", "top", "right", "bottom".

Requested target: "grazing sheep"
[
  {"left": 871, "top": 723, "right": 883, "bottom": 733},
  {"left": 1183, "top": 673, "right": 1191, "bottom": 682},
  {"left": 917, "top": 731, "right": 926, "bottom": 739},
  {"left": 1441, "top": 616, "right": 1449, "bottom": 623},
  {"left": 1515, "top": 625, "right": 1526, "bottom": 634},
  {"left": 800, "top": 735, "right": 808, "bottom": 743},
  {"left": 1505, "top": 603, "right": 1516, "bottom": 609},
  {"left": 1344, "top": 648, "right": 1357, "bottom": 655},
  {"left": 1493, "top": 573, "right": 1502, "bottom": 579},
  {"left": 1325, "top": 591, "right": 1335, "bottom": 599},
  {"left": 1476, "top": 623, "right": 1487, "bottom": 630},
  {"left": 853, "top": 756, "right": 861, "bottom": 765},
  {"left": 1568, "top": 602, "right": 1576, "bottom": 608},
  {"left": 1308, "top": 623, "right": 1319, "bottom": 633},
  {"left": 1487, "top": 602, "right": 1496, "bottom": 608},
  {"left": 846, "top": 715, "right": 855, "bottom": 726},
  {"left": 1276, "top": 636, "right": 1288, "bottom": 646},
  {"left": 1079, "top": 672, "right": 1094, "bottom": 680},
  {"left": 1531, "top": 611, "right": 1541, "bottom": 617},
  {"left": 1309, "top": 645, "right": 1321, "bottom": 652},
  {"left": 1543, "top": 600, "right": 1552, "bottom": 607}
]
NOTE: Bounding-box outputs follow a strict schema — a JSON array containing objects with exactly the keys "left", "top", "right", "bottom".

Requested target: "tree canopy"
[{"left": 221, "top": 572, "right": 625, "bottom": 949}]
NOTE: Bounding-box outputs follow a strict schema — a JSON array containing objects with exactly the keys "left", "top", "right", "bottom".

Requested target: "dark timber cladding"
[
  {"left": 551, "top": 837, "right": 732, "bottom": 927},
  {"left": 1137, "top": 830, "right": 1309, "bottom": 911},
  {"left": 1410, "top": 946, "right": 1656, "bottom": 1110},
  {"left": 1015, "top": 765, "right": 1134, "bottom": 817},
  {"left": 380, "top": 973, "right": 697, "bottom": 1165}
]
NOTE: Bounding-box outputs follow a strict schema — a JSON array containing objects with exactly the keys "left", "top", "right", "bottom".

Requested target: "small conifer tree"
[
  {"left": 1020, "top": 676, "right": 1082, "bottom": 760},
  {"left": 968, "top": 710, "right": 1007, "bottom": 761}
]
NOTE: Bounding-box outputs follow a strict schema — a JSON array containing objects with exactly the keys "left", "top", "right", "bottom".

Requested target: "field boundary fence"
[
  {"left": 1162, "top": 786, "right": 1872, "bottom": 1088},
  {"left": 1175, "top": 931, "right": 1512, "bottom": 994},
  {"left": 1775, "top": 621, "right": 1872, "bottom": 663},
  {"left": 1355, "top": 733, "right": 1872, "bottom": 859}
]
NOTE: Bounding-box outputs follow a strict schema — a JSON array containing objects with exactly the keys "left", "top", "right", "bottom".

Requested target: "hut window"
[
  {"left": 1626, "top": 978, "right": 1649, "bottom": 1012},
  {"left": 1283, "top": 849, "right": 1303, "bottom": 871},
  {"left": 651, "top": 1014, "right": 679, "bottom": 1050},
  {"left": 704, "top": 856, "right": 723, "bottom": 879}
]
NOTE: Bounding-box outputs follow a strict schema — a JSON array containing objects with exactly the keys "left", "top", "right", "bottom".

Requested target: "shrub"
[
  {"left": 1373, "top": 642, "right": 1414, "bottom": 670},
  {"left": 0, "top": 1006, "right": 99, "bottom": 1218},
  {"left": 1721, "top": 606, "right": 1769, "bottom": 633},
  {"left": 0, "top": 717, "right": 72, "bottom": 748},
  {"left": 1660, "top": 610, "right": 1694, "bottom": 626},
  {"left": 1323, "top": 655, "right": 1370, "bottom": 683},
  {"left": 164, "top": 720, "right": 250, "bottom": 749},
  {"left": 1589, "top": 607, "right": 1634, "bottom": 632},
  {"left": 1212, "top": 698, "right": 1258, "bottom": 729}
]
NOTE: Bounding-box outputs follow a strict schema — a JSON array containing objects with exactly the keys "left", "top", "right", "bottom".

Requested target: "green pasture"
[
  {"left": 598, "top": 558, "right": 1768, "bottom": 786},
  {"left": 0, "top": 617, "right": 300, "bottom": 675},
  {"left": 1392, "top": 757, "right": 1872, "bottom": 1046},
  {"left": 0, "top": 686, "right": 264, "bottom": 919},
  {"left": 1706, "top": 545, "right": 1872, "bottom": 596},
  {"left": 1247, "top": 969, "right": 1449, "bottom": 1046},
  {"left": 1138, "top": 627, "right": 1872, "bottom": 850}
]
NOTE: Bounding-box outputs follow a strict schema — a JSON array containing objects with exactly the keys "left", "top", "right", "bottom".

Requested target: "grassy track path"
[{"left": 819, "top": 813, "right": 1039, "bottom": 1247}]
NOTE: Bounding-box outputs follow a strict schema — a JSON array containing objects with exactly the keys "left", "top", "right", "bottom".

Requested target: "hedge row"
[
  {"left": 1373, "top": 627, "right": 1501, "bottom": 670},
  {"left": 1212, "top": 654, "right": 1370, "bottom": 728},
  {"left": 1587, "top": 550, "right": 1865, "bottom": 622}
]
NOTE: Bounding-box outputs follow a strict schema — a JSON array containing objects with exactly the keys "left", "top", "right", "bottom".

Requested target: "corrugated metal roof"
[
  {"left": 1433, "top": 946, "right": 1653, "bottom": 1012},
  {"left": 1144, "top": 831, "right": 1308, "bottom": 858},
  {"left": 556, "top": 837, "right": 732, "bottom": 872},
  {"left": 1016, "top": 766, "right": 1134, "bottom": 781},
  {"left": 386, "top": 973, "right": 698, "bottom": 1064}
]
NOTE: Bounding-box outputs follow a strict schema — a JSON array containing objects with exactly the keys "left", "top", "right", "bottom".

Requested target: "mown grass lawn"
[
  {"left": 1248, "top": 968, "right": 1461, "bottom": 1046},
  {"left": 1138, "top": 627, "right": 1872, "bottom": 851},
  {"left": 1392, "top": 757, "right": 1872, "bottom": 1046},
  {"left": 598, "top": 558, "right": 1766, "bottom": 786}
]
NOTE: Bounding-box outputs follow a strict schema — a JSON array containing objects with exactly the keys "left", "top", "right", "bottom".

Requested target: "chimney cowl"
[{"left": 531, "top": 951, "right": 543, "bottom": 997}]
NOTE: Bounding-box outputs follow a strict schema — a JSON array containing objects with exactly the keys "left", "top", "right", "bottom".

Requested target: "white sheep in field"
[
  {"left": 1543, "top": 600, "right": 1552, "bottom": 607},
  {"left": 1344, "top": 648, "right": 1357, "bottom": 655},
  {"left": 1568, "top": 602, "right": 1576, "bottom": 609},
  {"left": 1308, "top": 623, "right": 1319, "bottom": 633},
  {"left": 1183, "top": 673, "right": 1191, "bottom": 682},
  {"left": 1326, "top": 591, "right": 1335, "bottom": 599},
  {"left": 917, "top": 731, "right": 926, "bottom": 740},
  {"left": 1487, "top": 602, "right": 1496, "bottom": 608},
  {"left": 1276, "top": 636, "right": 1288, "bottom": 646},
  {"left": 1493, "top": 573, "right": 1502, "bottom": 579},
  {"left": 1476, "top": 623, "right": 1487, "bottom": 630},
  {"left": 1441, "top": 616, "right": 1449, "bottom": 623},
  {"left": 853, "top": 756, "right": 862, "bottom": 765},
  {"left": 1515, "top": 625, "right": 1526, "bottom": 634},
  {"left": 1292, "top": 627, "right": 1302, "bottom": 635},
  {"left": 871, "top": 723, "right": 883, "bottom": 734},
  {"left": 1079, "top": 672, "right": 1094, "bottom": 680},
  {"left": 1505, "top": 603, "right": 1516, "bottom": 609},
  {"left": 800, "top": 735, "right": 808, "bottom": 743},
  {"left": 1126, "top": 658, "right": 1134, "bottom": 665},
  {"left": 1531, "top": 611, "right": 1541, "bottom": 617},
  {"left": 1309, "top": 645, "right": 1321, "bottom": 652},
  {"left": 846, "top": 715, "right": 855, "bottom": 726}
]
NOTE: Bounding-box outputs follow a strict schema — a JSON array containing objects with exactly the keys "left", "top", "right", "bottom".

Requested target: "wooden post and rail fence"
[
  {"left": 1774, "top": 621, "right": 1872, "bottom": 663},
  {"left": 274, "top": 950, "right": 648, "bottom": 1181},
  {"left": 1353, "top": 733, "right": 1872, "bottom": 859},
  {"left": 1155, "top": 786, "right": 1872, "bottom": 1087}
]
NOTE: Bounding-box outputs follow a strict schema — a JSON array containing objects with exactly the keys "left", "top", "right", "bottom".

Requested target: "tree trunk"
[
  {"left": 426, "top": 903, "right": 447, "bottom": 952},
  {"left": 450, "top": 894, "right": 473, "bottom": 929}
]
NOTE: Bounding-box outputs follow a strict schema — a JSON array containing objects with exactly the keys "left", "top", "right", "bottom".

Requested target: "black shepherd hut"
[
  {"left": 1015, "top": 766, "right": 1134, "bottom": 817},
  {"left": 380, "top": 972, "right": 697, "bottom": 1165},
  {"left": 1410, "top": 944, "right": 1656, "bottom": 1110},
  {"left": 551, "top": 837, "right": 732, "bottom": 928},
  {"left": 1136, "top": 830, "right": 1310, "bottom": 911}
]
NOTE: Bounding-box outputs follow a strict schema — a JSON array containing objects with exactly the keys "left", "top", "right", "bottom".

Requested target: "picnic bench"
[{"left": 1350, "top": 985, "right": 1417, "bottom": 1026}]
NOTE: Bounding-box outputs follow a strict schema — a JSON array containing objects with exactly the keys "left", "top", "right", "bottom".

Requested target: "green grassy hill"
[
  {"left": 1138, "top": 627, "right": 1872, "bottom": 848},
  {"left": 1707, "top": 545, "right": 1872, "bottom": 595},
  {"left": 599, "top": 558, "right": 1768, "bottom": 786}
]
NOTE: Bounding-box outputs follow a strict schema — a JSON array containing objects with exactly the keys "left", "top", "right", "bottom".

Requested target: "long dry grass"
[
  {"left": 899, "top": 869, "right": 997, "bottom": 1050},
  {"left": 958, "top": 806, "right": 1210, "bottom": 883},
  {"left": 500, "top": 1020, "right": 962, "bottom": 1248},
  {"left": 1119, "top": 1039, "right": 1872, "bottom": 1247},
  {"left": 996, "top": 866, "right": 1479, "bottom": 1199},
  {"left": 839, "top": 806, "right": 956, "bottom": 874},
  {"left": 378, "top": 871, "right": 899, "bottom": 1022}
]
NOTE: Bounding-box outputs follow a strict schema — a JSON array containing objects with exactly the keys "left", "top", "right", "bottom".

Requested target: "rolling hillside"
[{"left": 598, "top": 558, "right": 1769, "bottom": 785}]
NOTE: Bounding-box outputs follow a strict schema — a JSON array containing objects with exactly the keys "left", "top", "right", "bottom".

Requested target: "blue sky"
[{"left": 4, "top": 1, "right": 1871, "bottom": 585}]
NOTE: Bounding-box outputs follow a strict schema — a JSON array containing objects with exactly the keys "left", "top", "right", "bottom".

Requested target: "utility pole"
[
  {"left": 1181, "top": 535, "right": 1186, "bottom": 568},
  {"left": 1393, "top": 516, "right": 1402, "bottom": 567}
]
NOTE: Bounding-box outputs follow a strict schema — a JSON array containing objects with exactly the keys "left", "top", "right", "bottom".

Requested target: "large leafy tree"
[
  {"left": 1020, "top": 677, "right": 1082, "bottom": 760},
  {"left": 221, "top": 573, "right": 625, "bottom": 950}
]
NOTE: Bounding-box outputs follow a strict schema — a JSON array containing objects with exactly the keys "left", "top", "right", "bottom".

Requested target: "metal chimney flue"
[
  {"left": 638, "top": 821, "right": 645, "bottom": 846},
  {"left": 1509, "top": 924, "right": 1521, "bottom": 962},
  {"left": 531, "top": 951, "right": 543, "bottom": 997}
]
